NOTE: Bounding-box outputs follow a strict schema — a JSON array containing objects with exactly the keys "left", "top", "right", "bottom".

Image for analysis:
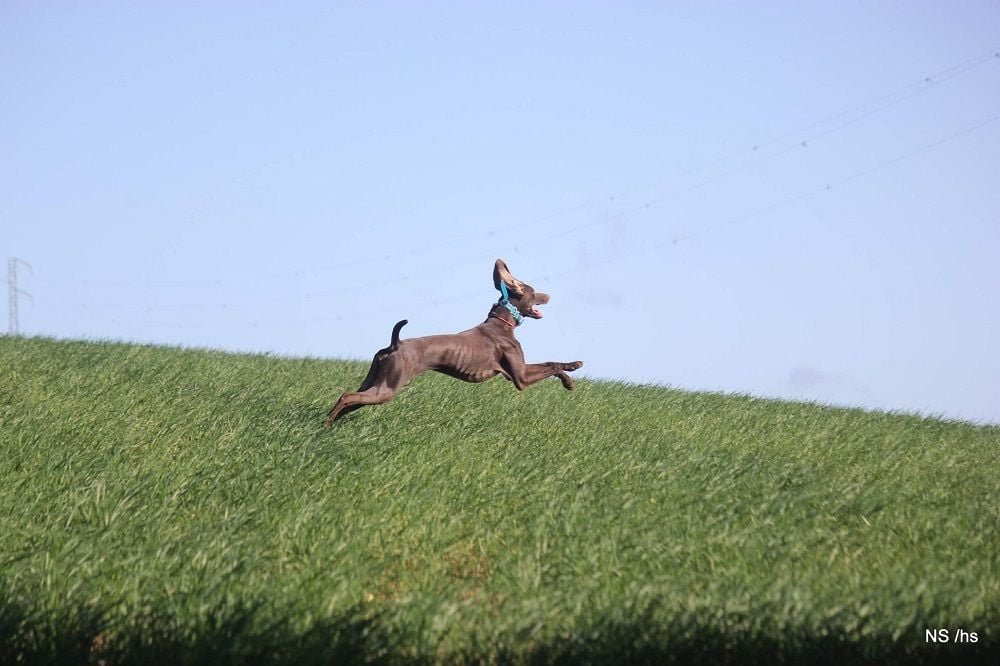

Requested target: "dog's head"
[{"left": 493, "top": 258, "right": 549, "bottom": 320}]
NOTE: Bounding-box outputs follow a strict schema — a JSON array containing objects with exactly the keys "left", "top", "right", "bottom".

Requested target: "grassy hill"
[{"left": 1, "top": 336, "right": 997, "bottom": 664}]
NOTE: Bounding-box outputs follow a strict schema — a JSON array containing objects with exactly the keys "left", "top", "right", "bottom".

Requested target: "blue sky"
[{"left": 3, "top": 1, "right": 999, "bottom": 423}]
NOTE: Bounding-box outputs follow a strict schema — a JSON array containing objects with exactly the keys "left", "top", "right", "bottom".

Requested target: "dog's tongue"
[{"left": 531, "top": 307, "right": 543, "bottom": 318}]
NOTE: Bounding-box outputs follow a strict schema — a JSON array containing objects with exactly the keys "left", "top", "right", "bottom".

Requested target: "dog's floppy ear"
[{"left": 493, "top": 258, "right": 525, "bottom": 296}]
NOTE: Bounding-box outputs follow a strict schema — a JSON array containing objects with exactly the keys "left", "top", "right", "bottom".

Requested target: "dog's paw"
[{"left": 566, "top": 361, "right": 583, "bottom": 371}]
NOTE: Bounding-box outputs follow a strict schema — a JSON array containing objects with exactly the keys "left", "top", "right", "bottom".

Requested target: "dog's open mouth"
[{"left": 528, "top": 306, "right": 543, "bottom": 318}]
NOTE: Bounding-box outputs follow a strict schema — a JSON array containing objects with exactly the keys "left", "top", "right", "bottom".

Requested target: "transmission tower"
[{"left": 7, "top": 257, "right": 33, "bottom": 336}]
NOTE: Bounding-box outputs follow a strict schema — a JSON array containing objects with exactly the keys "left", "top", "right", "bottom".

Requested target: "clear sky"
[{"left": 3, "top": 1, "right": 998, "bottom": 424}]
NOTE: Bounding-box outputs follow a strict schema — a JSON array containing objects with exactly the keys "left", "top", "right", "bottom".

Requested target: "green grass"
[{"left": 1, "top": 335, "right": 997, "bottom": 664}]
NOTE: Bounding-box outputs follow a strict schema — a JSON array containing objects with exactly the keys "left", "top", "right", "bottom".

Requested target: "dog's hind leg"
[
  {"left": 325, "top": 322, "right": 407, "bottom": 426},
  {"left": 324, "top": 349, "right": 414, "bottom": 426},
  {"left": 325, "top": 357, "right": 381, "bottom": 424},
  {"left": 324, "top": 384, "right": 400, "bottom": 426}
]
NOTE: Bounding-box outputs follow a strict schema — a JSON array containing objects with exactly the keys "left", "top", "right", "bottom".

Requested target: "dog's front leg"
[{"left": 502, "top": 353, "right": 583, "bottom": 391}]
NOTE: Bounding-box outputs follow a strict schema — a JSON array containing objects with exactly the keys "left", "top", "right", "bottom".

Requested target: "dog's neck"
[
  {"left": 486, "top": 303, "right": 520, "bottom": 329},
  {"left": 496, "top": 287, "right": 525, "bottom": 325}
]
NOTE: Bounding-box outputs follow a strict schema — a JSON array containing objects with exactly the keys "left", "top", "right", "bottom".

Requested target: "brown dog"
[{"left": 324, "top": 259, "right": 583, "bottom": 425}]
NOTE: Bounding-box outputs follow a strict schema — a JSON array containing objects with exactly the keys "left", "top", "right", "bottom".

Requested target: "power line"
[
  {"left": 749, "top": 48, "right": 1000, "bottom": 152},
  {"left": 59, "top": 71, "right": 1000, "bottom": 316},
  {"left": 73, "top": 108, "right": 1000, "bottom": 329},
  {"left": 72, "top": 287, "right": 489, "bottom": 329},
  {"left": 49, "top": 44, "right": 1000, "bottom": 290},
  {"left": 549, "top": 109, "right": 1000, "bottom": 277}
]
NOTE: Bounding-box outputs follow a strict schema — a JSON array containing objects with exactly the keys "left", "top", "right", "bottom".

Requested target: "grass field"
[{"left": 1, "top": 336, "right": 997, "bottom": 664}]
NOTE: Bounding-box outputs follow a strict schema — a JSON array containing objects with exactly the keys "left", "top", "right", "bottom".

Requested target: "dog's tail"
[{"left": 389, "top": 319, "right": 408, "bottom": 351}]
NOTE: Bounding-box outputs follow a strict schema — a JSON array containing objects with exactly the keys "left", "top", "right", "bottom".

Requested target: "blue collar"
[{"left": 498, "top": 282, "right": 524, "bottom": 326}]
